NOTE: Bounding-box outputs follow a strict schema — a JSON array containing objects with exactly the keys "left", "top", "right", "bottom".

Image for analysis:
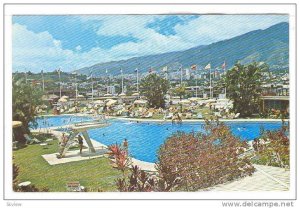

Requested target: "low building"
[{"left": 260, "top": 96, "right": 289, "bottom": 112}]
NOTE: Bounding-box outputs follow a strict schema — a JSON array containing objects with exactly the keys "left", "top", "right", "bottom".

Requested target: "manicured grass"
[{"left": 13, "top": 133, "right": 123, "bottom": 192}]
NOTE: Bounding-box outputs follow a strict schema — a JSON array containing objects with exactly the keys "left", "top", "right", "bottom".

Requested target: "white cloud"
[
  {"left": 174, "top": 15, "right": 288, "bottom": 45},
  {"left": 12, "top": 23, "right": 108, "bottom": 72},
  {"left": 13, "top": 15, "right": 288, "bottom": 72}
]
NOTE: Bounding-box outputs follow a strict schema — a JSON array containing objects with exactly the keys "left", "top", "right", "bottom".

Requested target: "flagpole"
[
  {"left": 91, "top": 72, "right": 94, "bottom": 102},
  {"left": 222, "top": 61, "right": 227, "bottom": 99},
  {"left": 41, "top": 70, "right": 45, "bottom": 92},
  {"left": 224, "top": 66, "right": 227, "bottom": 99},
  {"left": 121, "top": 68, "right": 124, "bottom": 94},
  {"left": 75, "top": 72, "right": 78, "bottom": 103},
  {"left": 106, "top": 69, "right": 109, "bottom": 94},
  {"left": 180, "top": 65, "right": 183, "bottom": 86},
  {"left": 58, "top": 68, "right": 62, "bottom": 98},
  {"left": 136, "top": 67, "right": 139, "bottom": 95},
  {"left": 209, "top": 66, "right": 212, "bottom": 99},
  {"left": 195, "top": 65, "right": 198, "bottom": 98}
]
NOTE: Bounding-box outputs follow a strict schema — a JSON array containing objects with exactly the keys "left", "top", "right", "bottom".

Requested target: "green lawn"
[{"left": 13, "top": 133, "right": 123, "bottom": 192}]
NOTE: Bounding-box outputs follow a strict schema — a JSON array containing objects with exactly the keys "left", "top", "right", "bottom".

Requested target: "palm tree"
[{"left": 225, "top": 62, "right": 264, "bottom": 117}]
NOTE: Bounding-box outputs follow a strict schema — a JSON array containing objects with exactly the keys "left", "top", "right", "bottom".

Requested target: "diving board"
[{"left": 57, "top": 120, "right": 110, "bottom": 158}]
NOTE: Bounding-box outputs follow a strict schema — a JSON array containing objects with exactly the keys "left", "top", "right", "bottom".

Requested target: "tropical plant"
[
  {"left": 140, "top": 73, "right": 170, "bottom": 108},
  {"left": 107, "top": 143, "right": 131, "bottom": 174},
  {"left": 225, "top": 62, "right": 265, "bottom": 117},
  {"left": 156, "top": 119, "right": 255, "bottom": 191},
  {"left": 116, "top": 165, "right": 181, "bottom": 192},
  {"left": 12, "top": 79, "right": 43, "bottom": 137}
]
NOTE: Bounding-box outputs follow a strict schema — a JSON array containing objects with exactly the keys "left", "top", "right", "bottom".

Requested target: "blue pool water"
[
  {"left": 33, "top": 115, "right": 93, "bottom": 129},
  {"left": 34, "top": 115, "right": 284, "bottom": 163}
]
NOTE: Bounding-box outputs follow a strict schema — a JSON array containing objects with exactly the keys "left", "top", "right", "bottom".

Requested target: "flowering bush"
[
  {"left": 252, "top": 127, "right": 289, "bottom": 168},
  {"left": 156, "top": 119, "right": 255, "bottom": 191}
]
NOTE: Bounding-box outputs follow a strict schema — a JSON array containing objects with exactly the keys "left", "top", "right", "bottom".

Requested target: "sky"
[{"left": 12, "top": 15, "right": 288, "bottom": 73}]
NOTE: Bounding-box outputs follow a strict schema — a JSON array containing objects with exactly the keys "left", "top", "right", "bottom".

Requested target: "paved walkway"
[{"left": 204, "top": 165, "right": 290, "bottom": 191}]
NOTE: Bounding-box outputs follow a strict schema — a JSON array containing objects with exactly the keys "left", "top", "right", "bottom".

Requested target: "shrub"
[
  {"left": 116, "top": 165, "right": 181, "bottom": 192},
  {"left": 252, "top": 127, "right": 289, "bottom": 168},
  {"left": 156, "top": 119, "right": 255, "bottom": 191},
  {"left": 13, "top": 183, "right": 49, "bottom": 192},
  {"left": 13, "top": 163, "right": 19, "bottom": 181}
]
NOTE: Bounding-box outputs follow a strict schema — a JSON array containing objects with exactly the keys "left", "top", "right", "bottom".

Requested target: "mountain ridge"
[{"left": 76, "top": 22, "right": 289, "bottom": 76}]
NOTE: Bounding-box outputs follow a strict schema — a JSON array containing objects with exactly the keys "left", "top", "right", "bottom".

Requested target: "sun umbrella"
[
  {"left": 132, "top": 92, "right": 139, "bottom": 96},
  {"left": 106, "top": 99, "right": 117, "bottom": 106},
  {"left": 12, "top": 121, "right": 22, "bottom": 128},
  {"left": 93, "top": 100, "right": 104, "bottom": 104},
  {"left": 58, "top": 98, "right": 68, "bottom": 102},
  {"left": 61, "top": 95, "right": 69, "bottom": 99},
  {"left": 134, "top": 100, "right": 148, "bottom": 105},
  {"left": 179, "top": 99, "right": 191, "bottom": 104}
]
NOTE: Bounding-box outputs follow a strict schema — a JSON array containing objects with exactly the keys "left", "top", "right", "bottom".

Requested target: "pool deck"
[
  {"left": 38, "top": 113, "right": 286, "bottom": 123},
  {"left": 114, "top": 117, "right": 286, "bottom": 123}
]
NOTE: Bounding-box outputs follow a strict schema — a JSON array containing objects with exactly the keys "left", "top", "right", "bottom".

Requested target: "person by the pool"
[
  {"left": 123, "top": 139, "right": 128, "bottom": 154},
  {"left": 78, "top": 134, "right": 84, "bottom": 154},
  {"left": 61, "top": 133, "right": 68, "bottom": 146}
]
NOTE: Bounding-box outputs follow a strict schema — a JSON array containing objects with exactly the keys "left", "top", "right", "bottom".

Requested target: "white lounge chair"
[
  {"left": 196, "top": 113, "right": 203, "bottom": 119},
  {"left": 228, "top": 112, "right": 240, "bottom": 119},
  {"left": 144, "top": 112, "right": 153, "bottom": 118},
  {"left": 24, "top": 134, "right": 41, "bottom": 144},
  {"left": 164, "top": 113, "right": 173, "bottom": 119},
  {"left": 185, "top": 113, "right": 192, "bottom": 119},
  {"left": 214, "top": 112, "right": 221, "bottom": 118},
  {"left": 234, "top": 113, "right": 240, "bottom": 119}
]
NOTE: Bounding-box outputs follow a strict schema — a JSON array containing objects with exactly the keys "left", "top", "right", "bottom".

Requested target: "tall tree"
[
  {"left": 140, "top": 73, "right": 170, "bottom": 108},
  {"left": 225, "top": 62, "right": 265, "bottom": 117},
  {"left": 13, "top": 78, "right": 43, "bottom": 135},
  {"left": 173, "top": 85, "right": 187, "bottom": 101}
]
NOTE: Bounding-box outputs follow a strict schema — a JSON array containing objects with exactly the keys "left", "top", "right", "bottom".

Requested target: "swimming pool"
[{"left": 34, "top": 115, "right": 285, "bottom": 163}]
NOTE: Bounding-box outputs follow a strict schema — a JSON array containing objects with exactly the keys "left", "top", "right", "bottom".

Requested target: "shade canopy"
[
  {"left": 61, "top": 95, "right": 69, "bottom": 99},
  {"left": 134, "top": 100, "right": 148, "bottom": 105},
  {"left": 179, "top": 99, "right": 191, "bottom": 104},
  {"left": 132, "top": 92, "right": 139, "bottom": 96},
  {"left": 12, "top": 121, "right": 22, "bottom": 128},
  {"left": 188, "top": 97, "right": 202, "bottom": 101},
  {"left": 93, "top": 100, "right": 104, "bottom": 104},
  {"left": 58, "top": 98, "right": 68, "bottom": 102},
  {"left": 106, "top": 99, "right": 118, "bottom": 106}
]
